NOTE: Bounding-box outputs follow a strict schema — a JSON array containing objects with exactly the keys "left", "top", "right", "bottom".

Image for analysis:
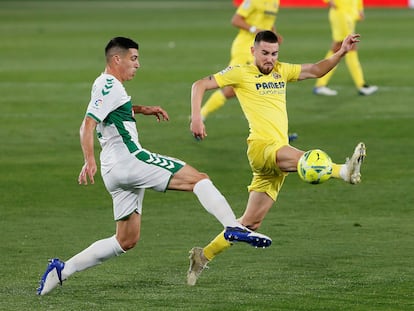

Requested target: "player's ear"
[{"left": 113, "top": 54, "right": 121, "bottom": 64}]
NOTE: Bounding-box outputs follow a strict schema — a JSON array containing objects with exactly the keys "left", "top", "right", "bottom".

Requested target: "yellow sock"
[
  {"left": 203, "top": 230, "right": 232, "bottom": 261},
  {"left": 331, "top": 163, "right": 343, "bottom": 179},
  {"left": 315, "top": 50, "right": 337, "bottom": 88},
  {"left": 345, "top": 50, "right": 365, "bottom": 88},
  {"left": 201, "top": 90, "right": 226, "bottom": 119}
]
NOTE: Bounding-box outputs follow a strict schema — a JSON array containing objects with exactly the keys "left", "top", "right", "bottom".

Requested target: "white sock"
[
  {"left": 62, "top": 235, "right": 125, "bottom": 279},
  {"left": 339, "top": 164, "right": 348, "bottom": 181},
  {"left": 193, "top": 179, "right": 240, "bottom": 228}
]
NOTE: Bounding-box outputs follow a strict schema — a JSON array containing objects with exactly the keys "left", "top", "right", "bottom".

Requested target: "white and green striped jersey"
[{"left": 86, "top": 73, "right": 141, "bottom": 174}]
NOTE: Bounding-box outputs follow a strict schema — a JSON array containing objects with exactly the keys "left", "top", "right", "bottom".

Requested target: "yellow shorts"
[
  {"left": 230, "top": 36, "right": 254, "bottom": 66},
  {"left": 246, "top": 139, "right": 288, "bottom": 201},
  {"left": 230, "top": 50, "right": 253, "bottom": 66},
  {"left": 329, "top": 9, "right": 356, "bottom": 42}
]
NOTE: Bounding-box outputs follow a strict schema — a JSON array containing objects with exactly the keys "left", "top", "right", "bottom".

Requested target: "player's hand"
[
  {"left": 341, "top": 33, "right": 360, "bottom": 53},
  {"left": 190, "top": 117, "right": 207, "bottom": 141},
  {"left": 134, "top": 105, "right": 169, "bottom": 122},
  {"left": 78, "top": 161, "right": 97, "bottom": 185}
]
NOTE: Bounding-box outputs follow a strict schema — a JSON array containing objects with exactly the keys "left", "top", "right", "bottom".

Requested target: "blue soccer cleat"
[
  {"left": 224, "top": 227, "right": 272, "bottom": 248},
  {"left": 37, "top": 258, "right": 65, "bottom": 295}
]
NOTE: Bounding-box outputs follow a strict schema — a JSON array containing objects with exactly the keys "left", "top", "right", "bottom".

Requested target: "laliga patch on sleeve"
[
  {"left": 93, "top": 98, "right": 104, "bottom": 108},
  {"left": 242, "top": 0, "right": 252, "bottom": 9}
]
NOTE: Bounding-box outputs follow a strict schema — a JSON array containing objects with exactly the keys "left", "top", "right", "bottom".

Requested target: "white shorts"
[{"left": 102, "top": 149, "right": 185, "bottom": 221}]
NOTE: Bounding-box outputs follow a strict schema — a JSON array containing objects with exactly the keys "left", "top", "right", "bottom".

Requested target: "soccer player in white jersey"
[
  {"left": 36, "top": 36, "right": 272, "bottom": 296},
  {"left": 187, "top": 31, "right": 366, "bottom": 285}
]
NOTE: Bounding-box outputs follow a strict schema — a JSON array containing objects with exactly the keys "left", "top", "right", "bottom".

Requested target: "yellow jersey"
[{"left": 214, "top": 62, "right": 301, "bottom": 142}]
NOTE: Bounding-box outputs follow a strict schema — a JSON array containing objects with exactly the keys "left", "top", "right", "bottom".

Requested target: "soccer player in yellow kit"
[
  {"left": 187, "top": 31, "right": 367, "bottom": 285},
  {"left": 313, "top": 0, "right": 378, "bottom": 96},
  {"left": 200, "top": 0, "right": 280, "bottom": 119}
]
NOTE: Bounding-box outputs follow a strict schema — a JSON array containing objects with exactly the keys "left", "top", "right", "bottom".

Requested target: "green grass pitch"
[{"left": 1, "top": 1, "right": 413, "bottom": 310}]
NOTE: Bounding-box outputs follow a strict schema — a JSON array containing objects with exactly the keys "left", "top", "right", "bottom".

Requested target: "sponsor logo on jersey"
[
  {"left": 255, "top": 81, "right": 285, "bottom": 90},
  {"left": 255, "top": 77, "right": 285, "bottom": 95}
]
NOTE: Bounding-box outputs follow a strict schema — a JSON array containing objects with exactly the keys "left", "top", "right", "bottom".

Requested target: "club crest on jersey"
[{"left": 272, "top": 72, "right": 281, "bottom": 79}]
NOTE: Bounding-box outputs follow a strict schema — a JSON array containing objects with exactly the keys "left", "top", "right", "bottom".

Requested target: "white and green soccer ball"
[{"left": 297, "top": 149, "right": 332, "bottom": 184}]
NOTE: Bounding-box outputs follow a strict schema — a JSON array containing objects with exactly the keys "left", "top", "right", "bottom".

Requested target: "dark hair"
[
  {"left": 254, "top": 31, "right": 278, "bottom": 45},
  {"left": 105, "top": 37, "right": 139, "bottom": 59}
]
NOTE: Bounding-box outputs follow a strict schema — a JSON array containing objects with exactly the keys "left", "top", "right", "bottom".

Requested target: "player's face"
[
  {"left": 120, "top": 48, "right": 140, "bottom": 81},
  {"left": 252, "top": 41, "right": 279, "bottom": 75}
]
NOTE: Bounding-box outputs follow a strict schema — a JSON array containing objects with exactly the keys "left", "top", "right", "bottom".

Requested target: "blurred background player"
[
  {"left": 201, "top": 0, "right": 300, "bottom": 141},
  {"left": 313, "top": 0, "right": 378, "bottom": 96},
  {"left": 201, "top": 0, "right": 298, "bottom": 141},
  {"left": 201, "top": 0, "right": 280, "bottom": 118}
]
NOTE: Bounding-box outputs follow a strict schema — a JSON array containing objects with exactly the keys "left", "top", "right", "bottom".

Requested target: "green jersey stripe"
[
  {"left": 135, "top": 150, "right": 184, "bottom": 174},
  {"left": 103, "top": 101, "right": 139, "bottom": 154},
  {"left": 87, "top": 112, "right": 101, "bottom": 123}
]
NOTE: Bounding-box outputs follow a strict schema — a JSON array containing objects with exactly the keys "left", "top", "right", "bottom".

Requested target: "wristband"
[{"left": 249, "top": 26, "right": 257, "bottom": 33}]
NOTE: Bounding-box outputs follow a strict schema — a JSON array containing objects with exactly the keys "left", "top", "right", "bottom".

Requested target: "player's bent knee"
[
  {"left": 169, "top": 165, "right": 211, "bottom": 191},
  {"left": 119, "top": 238, "right": 139, "bottom": 251},
  {"left": 116, "top": 233, "right": 140, "bottom": 251}
]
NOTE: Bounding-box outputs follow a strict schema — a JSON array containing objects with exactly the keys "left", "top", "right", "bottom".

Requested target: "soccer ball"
[{"left": 297, "top": 149, "right": 332, "bottom": 184}]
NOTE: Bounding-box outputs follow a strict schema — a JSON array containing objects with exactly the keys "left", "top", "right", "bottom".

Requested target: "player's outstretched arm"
[
  {"left": 133, "top": 105, "right": 169, "bottom": 122},
  {"left": 298, "top": 34, "right": 360, "bottom": 80}
]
